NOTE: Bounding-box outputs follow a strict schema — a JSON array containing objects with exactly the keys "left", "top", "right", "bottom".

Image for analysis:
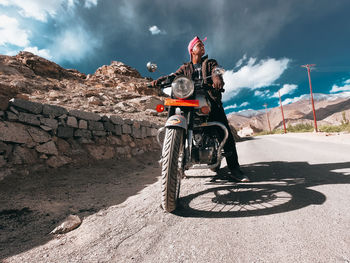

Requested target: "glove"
[{"left": 212, "top": 75, "right": 224, "bottom": 90}]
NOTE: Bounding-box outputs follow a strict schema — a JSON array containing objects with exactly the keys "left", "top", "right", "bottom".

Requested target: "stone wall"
[{"left": 0, "top": 98, "right": 161, "bottom": 181}]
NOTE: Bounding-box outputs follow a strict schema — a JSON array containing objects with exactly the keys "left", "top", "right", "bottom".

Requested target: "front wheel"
[{"left": 161, "top": 127, "right": 184, "bottom": 212}]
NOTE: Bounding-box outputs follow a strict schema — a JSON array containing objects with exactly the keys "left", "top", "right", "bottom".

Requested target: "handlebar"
[{"left": 147, "top": 82, "right": 224, "bottom": 92}]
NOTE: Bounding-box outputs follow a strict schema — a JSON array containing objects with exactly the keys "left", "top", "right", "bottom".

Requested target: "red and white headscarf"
[{"left": 187, "top": 36, "right": 207, "bottom": 56}]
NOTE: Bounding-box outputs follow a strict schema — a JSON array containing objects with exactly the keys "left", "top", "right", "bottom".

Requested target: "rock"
[
  {"left": 132, "top": 148, "right": 144, "bottom": 156},
  {"left": 143, "top": 96, "right": 163, "bottom": 111},
  {"left": 40, "top": 117, "right": 58, "bottom": 129},
  {"left": 67, "top": 116, "right": 78, "bottom": 128},
  {"left": 145, "top": 109, "right": 158, "bottom": 116},
  {"left": 39, "top": 154, "right": 48, "bottom": 159},
  {"left": 141, "top": 126, "right": 147, "bottom": 138},
  {"left": 69, "top": 109, "right": 101, "bottom": 121},
  {"left": 115, "top": 124, "right": 122, "bottom": 135},
  {"left": 43, "top": 104, "right": 68, "bottom": 117},
  {"left": 18, "top": 112, "right": 40, "bottom": 126},
  {"left": 0, "top": 95, "right": 9, "bottom": 111},
  {"left": 10, "top": 98, "right": 43, "bottom": 114},
  {"left": 92, "top": 130, "right": 107, "bottom": 137},
  {"left": 132, "top": 126, "right": 142, "bottom": 139},
  {"left": 151, "top": 128, "right": 158, "bottom": 136},
  {"left": 123, "top": 118, "right": 133, "bottom": 125},
  {"left": 57, "top": 127, "right": 74, "bottom": 138},
  {"left": 6, "top": 111, "right": 18, "bottom": 121},
  {"left": 88, "top": 96, "right": 103, "bottom": 106},
  {"left": 74, "top": 129, "right": 92, "bottom": 138},
  {"left": 50, "top": 214, "right": 82, "bottom": 234},
  {"left": 47, "top": 155, "right": 71, "bottom": 168},
  {"left": 78, "top": 120, "right": 88, "bottom": 129},
  {"left": 16, "top": 51, "right": 74, "bottom": 79},
  {"left": 35, "top": 141, "right": 58, "bottom": 155},
  {"left": 122, "top": 124, "right": 131, "bottom": 134},
  {"left": 40, "top": 125, "right": 52, "bottom": 131},
  {"left": 93, "top": 61, "right": 142, "bottom": 79},
  {"left": 15, "top": 93, "right": 30, "bottom": 100},
  {"left": 0, "top": 141, "right": 12, "bottom": 158},
  {"left": 103, "top": 121, "right": 114, "bottom": 132},
  {"left": 110, "top": 115, "right": 123, "bottom": 125},
  {"left": 146, "top": 127, "right": 152, "bottom": 137},
  {"left": 0, "top": 156, "right": 7, "bottom": 167},
  {"left": 86, "top": 145, "right": 115, "bottom": 160},
  {"left": 9, "top": 106, "right": 19, "bottom": 114},
  {"left": 88, "top": 120, "right": 104, "bottom": 131},
  {"left": 10, "top": 146, "right": 37, "bottom": 165},
  {"left": 0, "top": 121, "right": 33, "bottom": 144},
  {"left": 56, "top": 138, "right": 71, "bottom": 154},
  {"left": 27, "top": 126, "right": 51, "bottom": 143},
  {"left": 106, "top": 136, "right": 122, "bottom": 145}
]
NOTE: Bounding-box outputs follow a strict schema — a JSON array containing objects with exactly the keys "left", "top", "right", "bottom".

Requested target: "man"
[{"left": 151, "top": 36, "right": 249, "bottom": 182}]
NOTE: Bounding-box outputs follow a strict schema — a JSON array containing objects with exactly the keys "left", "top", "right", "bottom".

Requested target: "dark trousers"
[{"left": 208, "top": 103, "right": 240, "bottom": 170}]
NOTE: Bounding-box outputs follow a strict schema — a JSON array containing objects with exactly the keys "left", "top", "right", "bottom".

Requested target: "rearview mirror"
[{"left": 146, "top": 62, "right": 157, "bottom": 72}]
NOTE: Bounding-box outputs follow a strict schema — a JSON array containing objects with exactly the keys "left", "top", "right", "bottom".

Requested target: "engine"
[{"left": 191, "top": 131, "right": 218, "bottom": 164}]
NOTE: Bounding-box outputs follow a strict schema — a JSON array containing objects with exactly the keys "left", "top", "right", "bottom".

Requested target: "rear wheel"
[{"left": 161, "top": 128, "right": 184, "bottom": 212}]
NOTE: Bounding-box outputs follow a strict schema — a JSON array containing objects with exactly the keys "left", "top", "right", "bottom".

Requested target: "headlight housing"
[{"left": 171, "top": 76, "right": 194, "bottom": 99}]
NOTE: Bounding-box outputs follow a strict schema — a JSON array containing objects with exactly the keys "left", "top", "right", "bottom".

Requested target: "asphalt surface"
[{"left": 2, "top": 133, "right": 350, "bottom": 263}]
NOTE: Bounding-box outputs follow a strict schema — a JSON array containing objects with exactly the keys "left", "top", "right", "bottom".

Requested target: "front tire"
[{"left": 161, "top": 127, "right": 184, "bottom": 212}]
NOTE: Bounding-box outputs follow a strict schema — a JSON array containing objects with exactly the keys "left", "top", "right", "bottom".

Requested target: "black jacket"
[{"left": 155, "top": 55, "right": 225, "bottom": 104}]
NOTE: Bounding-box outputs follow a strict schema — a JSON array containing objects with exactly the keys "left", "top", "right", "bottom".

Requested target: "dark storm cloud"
[{"left": 2, "top": 0, "right": 350, "bottom": 110}]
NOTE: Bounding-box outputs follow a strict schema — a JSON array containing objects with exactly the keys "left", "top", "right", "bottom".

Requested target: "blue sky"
[{"left": 1, "top": 0, "right": 350, "bottom": 114}]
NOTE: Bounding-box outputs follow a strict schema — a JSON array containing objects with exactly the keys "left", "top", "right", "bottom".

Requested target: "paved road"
[{"left": 2, "top": 134, "right": 350, "bottom": 262}]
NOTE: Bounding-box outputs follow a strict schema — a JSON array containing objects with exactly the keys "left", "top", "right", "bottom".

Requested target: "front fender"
[{"left": 165, "top": 115, "right": 187, "bottom": 130}]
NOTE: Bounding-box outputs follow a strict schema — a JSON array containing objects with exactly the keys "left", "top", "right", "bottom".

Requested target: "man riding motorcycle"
[{"left": 151, "top": 36, "right": 249, "bottom": 182}]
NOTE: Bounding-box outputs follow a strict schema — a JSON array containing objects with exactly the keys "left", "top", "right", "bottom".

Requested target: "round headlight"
[{"left": 171, "top": 76, "right": 194, "bottom": 99}]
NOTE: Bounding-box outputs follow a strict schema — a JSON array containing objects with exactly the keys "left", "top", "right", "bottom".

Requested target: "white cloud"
[
  {"left": 224, "top": 104, "right": 238, "bottom": 110},
  {"left": 84, "top": 0, "right": 98, "bottom": 8},
  {"left": 0, "top": 15, "right": 29, "bottom": 47},
  {"left": 330, "top": 84, "right": 350, "bottom": 93},
  {"left": 0, "top": 0, "right": 99, "bottom": 21},
  {"left": 224, "top": 101, "right": 249, "bottom": 111},
  {"left": 282, "top": 94, "right": 308, "bottom": 105},
  {"left": 223, "top": 56, "right": 290, "bottom": 101},
  {"left": 234, "top": 54, "right": 247, "bottom": 68},
  {"left": 24, "top": 46, "right": 52, "bottom": 60},
  {"left": 330, "top": 79, "right": 350, "bottom": 93},
  {"left": 149, "top": 25, "right": 166, "bottom": 35},
  {"left": 254, "top": 89, "right": 270, "bottom": 97},
  {"left": 271, "top": 84, "right": 298, "bottom": 98},
  {"left": 51, "top": 26, "right": 101, "bottom": 62}
]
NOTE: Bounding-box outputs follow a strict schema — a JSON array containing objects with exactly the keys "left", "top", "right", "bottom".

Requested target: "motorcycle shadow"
[{"left": 174, "top": 160, "right": 350, "bottom": 218}]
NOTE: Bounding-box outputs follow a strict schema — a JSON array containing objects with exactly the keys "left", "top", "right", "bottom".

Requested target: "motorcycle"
[{"left": 147, "top": 62, "right": 228, "bottom": 213}]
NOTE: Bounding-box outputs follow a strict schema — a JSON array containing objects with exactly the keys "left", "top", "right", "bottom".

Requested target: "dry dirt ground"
[{"left": 1, "top": 133, "right": 350, "bottom": 262}]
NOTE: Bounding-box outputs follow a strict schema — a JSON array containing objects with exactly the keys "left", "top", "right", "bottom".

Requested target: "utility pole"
[
  {"left": 263, "top": 103, "right": 272, "bottom": 132},
  {"left": 301, "top": 64, "right": 318, "bottom": 132},
  {"left": 278, "top": 89, "right": 287, "bottom": 134}
]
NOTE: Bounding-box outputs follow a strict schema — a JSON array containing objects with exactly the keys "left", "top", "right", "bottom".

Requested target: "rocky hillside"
[
  {"left": 228, "top": 94, "right": 350, "bottom": 132},
  {"left": 0, "top": 52, "right": 166, "bottom": 125}
]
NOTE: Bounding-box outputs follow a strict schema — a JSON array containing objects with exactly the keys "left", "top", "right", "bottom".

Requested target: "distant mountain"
[{"left": 228, "top": 92, "right": 350, "bottom": 132}]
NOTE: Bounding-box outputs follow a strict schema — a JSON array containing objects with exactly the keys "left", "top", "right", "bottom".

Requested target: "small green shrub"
[
  {"left": 319, "top": 123, "right": 350, "bottom": 133},
  {"left": 254, "top": 123, "right": 350, "bottom": 136},
  {"left": 287, "top": 123, "right": 314, "bottom": 133}
]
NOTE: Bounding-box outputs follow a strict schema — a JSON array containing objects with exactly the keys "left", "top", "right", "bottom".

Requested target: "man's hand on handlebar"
[{"left": 212, "top": 77, "right": 223, "bottom": 91}]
